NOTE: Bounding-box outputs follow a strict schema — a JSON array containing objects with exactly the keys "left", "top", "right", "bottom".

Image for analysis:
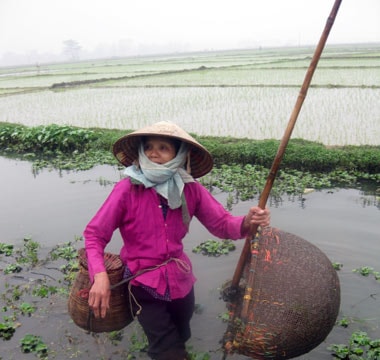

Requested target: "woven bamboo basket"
[
  {"left": 222, "top": 227, "right": 340, "bottom": 359},
  {"left": 68, "top": 248, "right": 134, "bottom": 333}
]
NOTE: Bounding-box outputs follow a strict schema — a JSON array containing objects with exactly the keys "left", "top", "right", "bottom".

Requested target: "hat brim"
[{"left": 112, "top": 122, "right": 213, "bottom": 178}]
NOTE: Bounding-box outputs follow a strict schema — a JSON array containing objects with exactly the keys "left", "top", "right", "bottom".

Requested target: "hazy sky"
[{"left": 1, "top": 0, "right": 379, "bottom": 65}]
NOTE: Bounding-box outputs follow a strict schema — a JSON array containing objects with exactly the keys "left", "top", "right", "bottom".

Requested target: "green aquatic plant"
[
  {"left": 187, "top": 348, "right": 211, "bottom": 360},
  {"left": 20, "top": 334, "right": 49, "bottom": 358},
  {"left": 32, "top": 283, "right": 58, "bottom": 298},
  {"left": 3, "top": 263, "right": 22, "bottom": 274},
  {"left": 328, "top": 331, "right": 380, "bottom": 359},
  {"left": 126, "top": 328, "right": 149, "bottom": 359},
  {"left": 353, "top": 266, "right": 374, "bottom": 277},
  {"left": 218, "top": 312, "right": 231, "bottom": 323},
  {"left": 192, "top": 239, "right": 236, "bottom": 257},
  {"left": 1, "top": 284, "right": 25, "bottom": 303},
  {"left": 353, "top": 266, "right": 380, "bottom": 281},
  {"left": 0, "top": 124, "right": 98, "bottom": 153},
  {"left": 333, "top": 262, "right": 344, "bottom": 270},
  {"left": 49, "top": 242, "right": 78, "bottom": 261},
  {"left": 17, "top": 237, "right": 40, "bottom": 266},
  {"left": 0, "top": 243, "right": 13, "bottom": 256},
  {"left": 1, "top": 123, "right": 380, "bottom": 176},
  {"left": 0, "top": 321, "right": 16, "bottom": 340},
  {"left": 19, "top": 302, "right": 36, "bottom": 317},
  {"left": 337, "top": 317, "right": 350, "bottom": 328}
]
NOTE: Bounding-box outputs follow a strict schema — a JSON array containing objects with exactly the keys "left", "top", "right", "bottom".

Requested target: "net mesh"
[{"left": 222, "top": 227, "right": 340, "bottom": 359}]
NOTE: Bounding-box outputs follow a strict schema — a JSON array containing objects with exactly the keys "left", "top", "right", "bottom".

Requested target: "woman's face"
[{"left": 143, "top": 136, "right": 177, "bottom": 164}]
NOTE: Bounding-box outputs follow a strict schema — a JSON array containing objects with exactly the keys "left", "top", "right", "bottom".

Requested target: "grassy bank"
[{"left": 1, "top": 123, "right": 379, "bottom": 199}]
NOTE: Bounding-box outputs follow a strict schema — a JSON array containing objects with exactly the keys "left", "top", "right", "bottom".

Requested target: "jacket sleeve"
[
  {"left": 191, "top": 183, "right": 246, "bottom": 240},
  {"left": 83, "top": 179, "right": 129, "bottom": 282}
]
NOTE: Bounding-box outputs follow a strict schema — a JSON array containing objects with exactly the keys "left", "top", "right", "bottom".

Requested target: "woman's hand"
[
  {"left": 88, "top": 271, "right": 111, "bottom": 318},
  {"left": 242, "top": 206, "right": 271, "bottom": 233}
]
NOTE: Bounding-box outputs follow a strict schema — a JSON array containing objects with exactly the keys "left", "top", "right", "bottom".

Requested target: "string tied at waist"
[
  {"left": 111, "top": 256, "right": 190, "bottom": 290},
  {"left": 122, "top": 257, "right": 191, "bottom": 317},
  {"left": 169, "top": 257, "right": 191, "bottom": 273}
]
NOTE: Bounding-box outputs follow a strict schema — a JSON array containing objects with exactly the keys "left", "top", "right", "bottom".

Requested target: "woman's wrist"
[{"left": 94, "top": 271, "right": 108, "bottom": 280}]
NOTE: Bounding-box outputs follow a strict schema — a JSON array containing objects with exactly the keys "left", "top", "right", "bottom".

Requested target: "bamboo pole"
[{"left": 229, "top": 0, "right": 343, "bottom": 294}]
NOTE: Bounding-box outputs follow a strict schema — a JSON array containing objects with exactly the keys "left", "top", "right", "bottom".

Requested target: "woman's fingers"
[
  {"left": 249, "top": 207, "right": 271, "bottom": 226},
  {"left": 100, "top": 292, "right": 110, "bottom": 318},
  {"left": 89, "top": 290, "right": 110, "bottom": 318},
  {"left": 88, "top": 274, "right": 111, "bottom": 318}
]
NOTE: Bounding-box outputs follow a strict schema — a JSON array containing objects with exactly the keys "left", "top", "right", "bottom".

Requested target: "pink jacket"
[{"left": 84, "top": 178, "right": 246, "bottom": 299}]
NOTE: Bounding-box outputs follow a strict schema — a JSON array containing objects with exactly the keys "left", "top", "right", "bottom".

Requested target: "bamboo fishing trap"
[
  {"left": 221, "top": 227, "right": 340, "bottom": 359},
  {"left": 221, "top": 1, "right": 342, "bottom": 358}
]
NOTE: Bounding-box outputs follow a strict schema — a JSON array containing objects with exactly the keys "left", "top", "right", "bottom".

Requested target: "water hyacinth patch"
[
  {"left": 192, "top": 239, "right": 236, "bottom": 257},
  {"left": 20, "top": 334, "right": 48, "bottom": 358},
  {"left": 0, "top": 243, "right": 13, "bottom": 256}
]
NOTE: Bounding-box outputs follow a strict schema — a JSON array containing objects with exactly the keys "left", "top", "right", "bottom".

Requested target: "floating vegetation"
[
  {"left": 1, "top": 124, "right": 379, "bottom": 195},
  {"left": 328, "top": 331, "right": 380, "bottom": 360},
  {"left": 192, "top": 239, "right": 236, "bottom": 257},
  {"left": 19, "top": 334, "right": 49, "bottom": 359},
  {"left": 353, "top": 266, "right": 380, "bottom": 281}
]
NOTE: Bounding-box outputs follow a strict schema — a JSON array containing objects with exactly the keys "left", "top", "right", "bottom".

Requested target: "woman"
[{"left": 84, "top": 121, "right": 270, "bottom": 360}]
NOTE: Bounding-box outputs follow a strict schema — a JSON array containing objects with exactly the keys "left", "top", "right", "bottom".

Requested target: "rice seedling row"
[
  {"left": 1, "top": 86, "right": 378, "bottom": 145},
  {"left": 1, "top": 44, "right": 379, "bottom": 145}
]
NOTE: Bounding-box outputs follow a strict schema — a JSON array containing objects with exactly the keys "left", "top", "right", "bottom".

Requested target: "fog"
[{"left": 1, "top": 0, "right": 379, "bottom": 66}]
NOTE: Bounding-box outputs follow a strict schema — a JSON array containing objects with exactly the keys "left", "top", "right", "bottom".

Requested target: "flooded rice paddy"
[
  {"left": 0, "top": 155, "right": 379, "bottom": 359},
  {"left": 1, "top": 45, "right": 380, "bottom": 146}
]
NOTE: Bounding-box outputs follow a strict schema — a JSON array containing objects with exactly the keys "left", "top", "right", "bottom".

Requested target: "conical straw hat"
[{"left": 113, "top": 121, "right": 213, "bottom": 178}]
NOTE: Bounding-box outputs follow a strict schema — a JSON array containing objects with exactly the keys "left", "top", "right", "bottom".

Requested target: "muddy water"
[{"left": 0, "top": 156, "right": 379, "bottom": 360}]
